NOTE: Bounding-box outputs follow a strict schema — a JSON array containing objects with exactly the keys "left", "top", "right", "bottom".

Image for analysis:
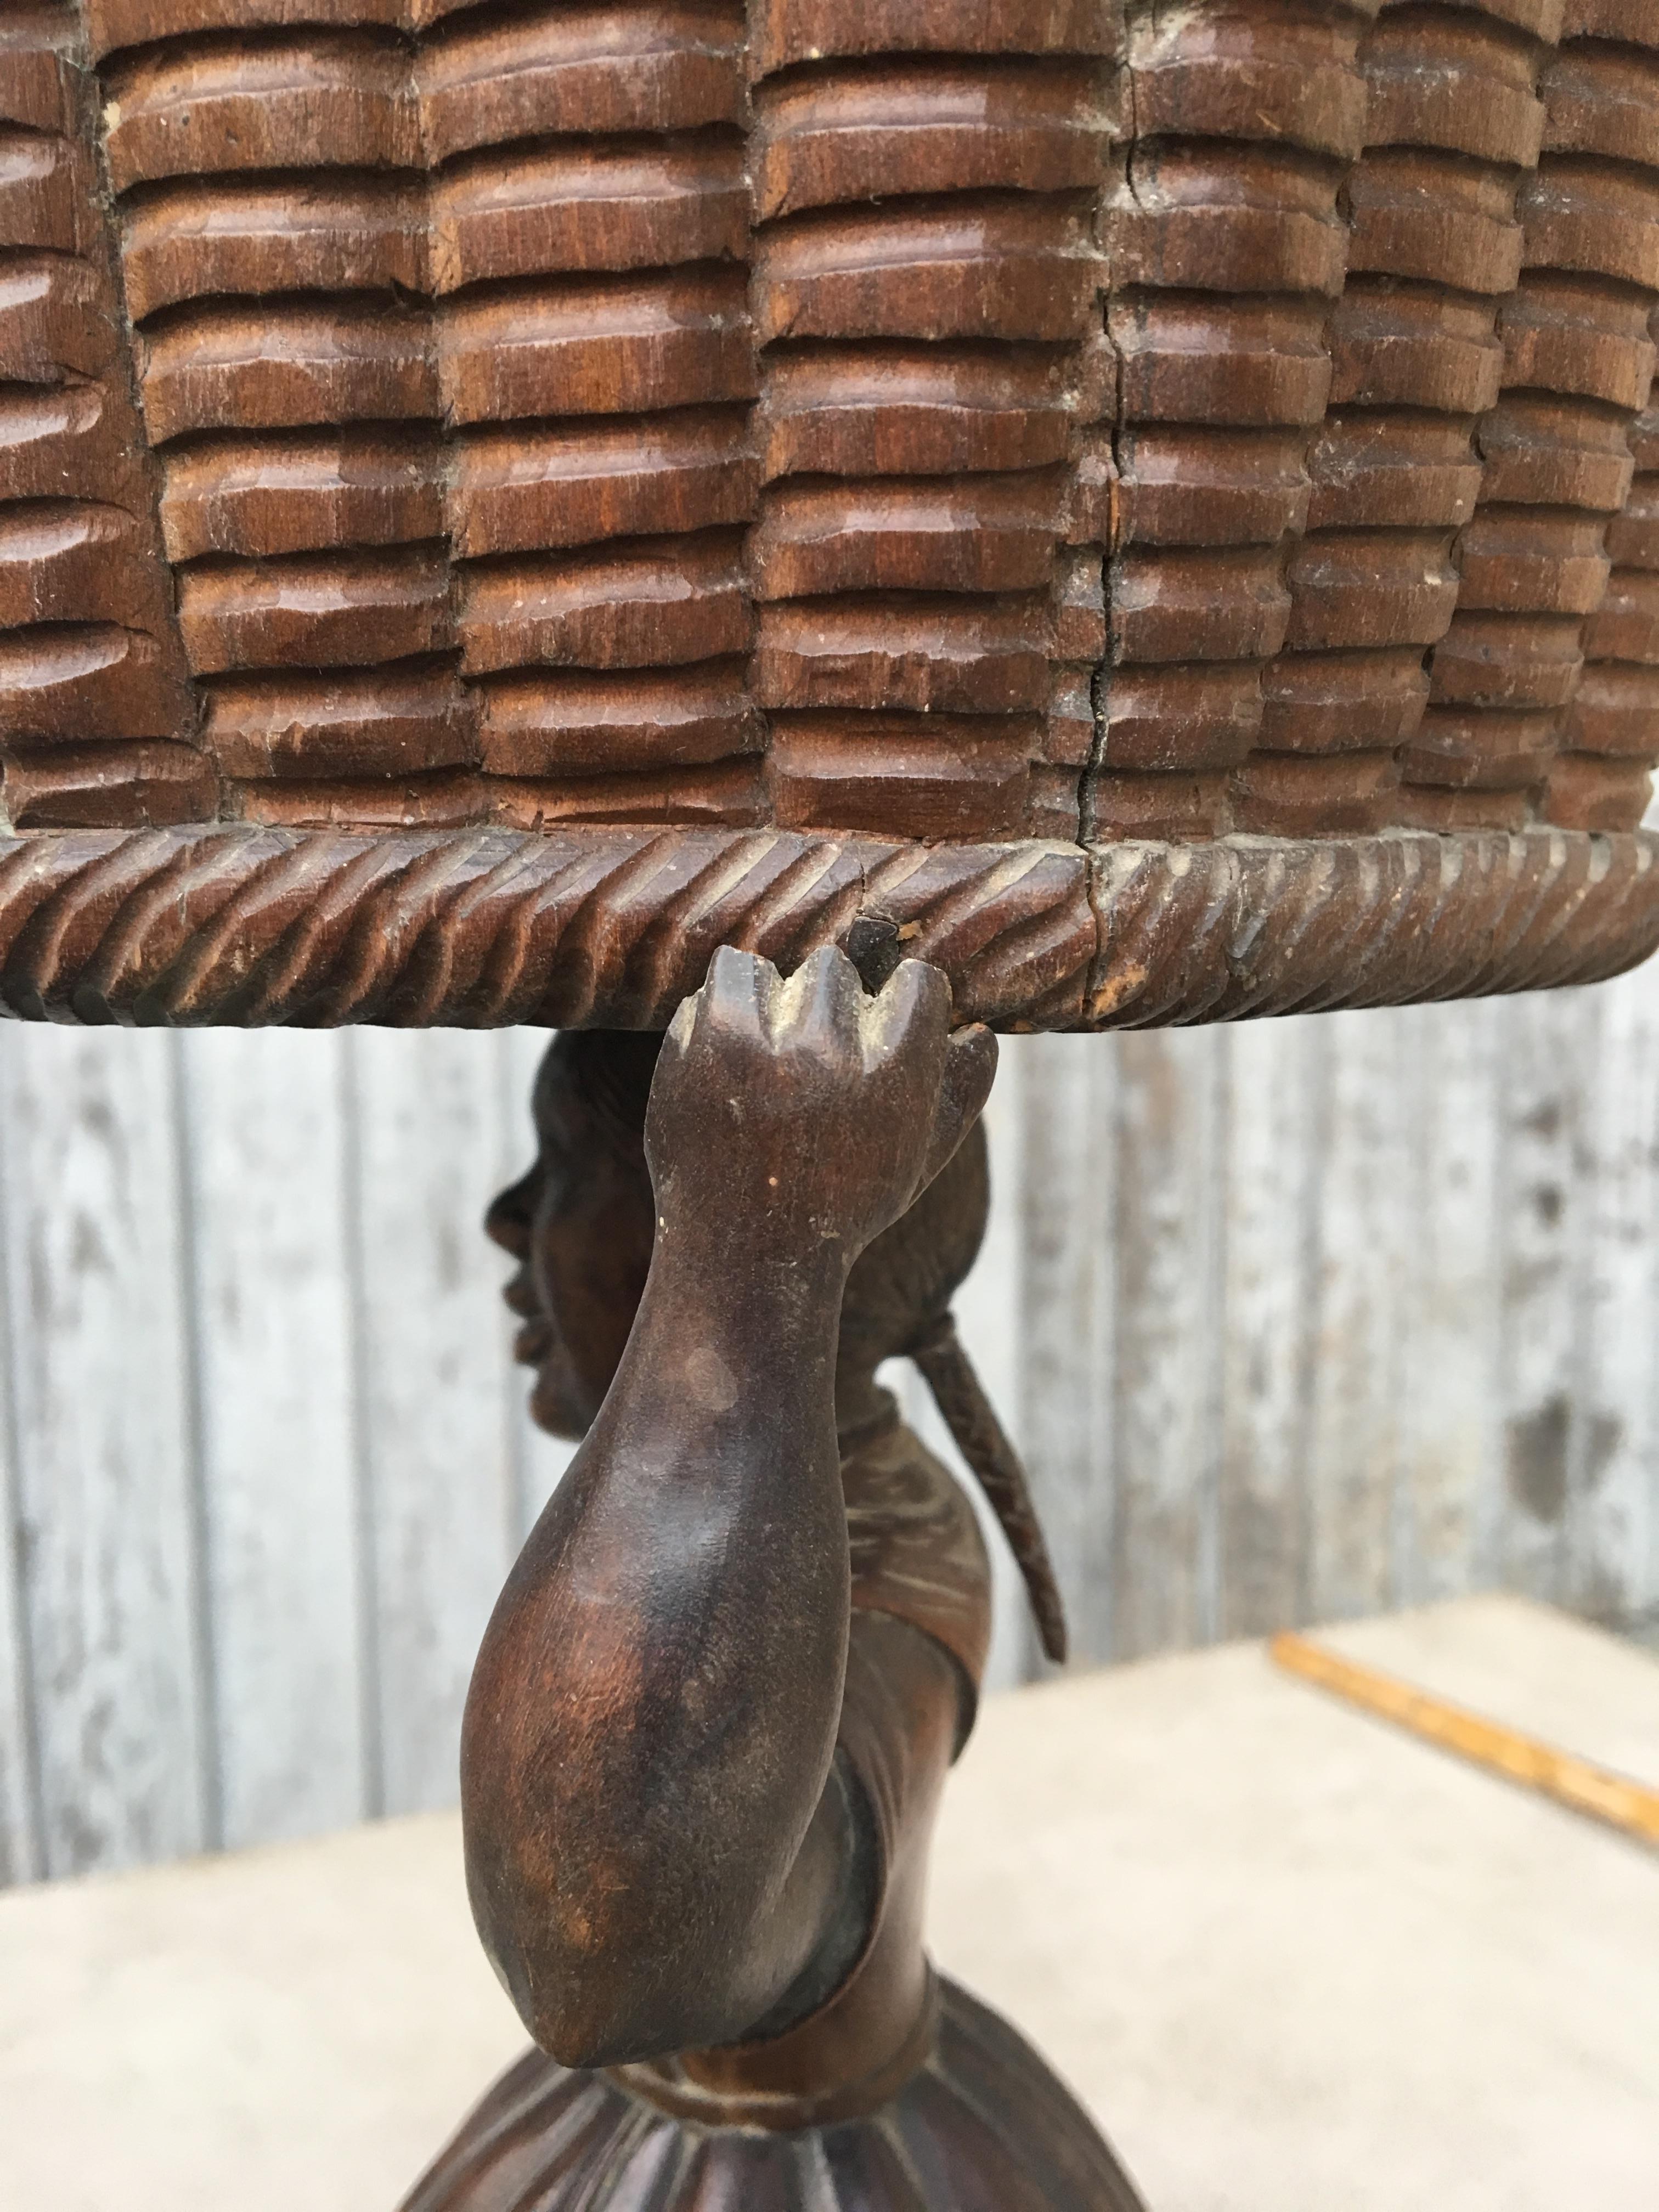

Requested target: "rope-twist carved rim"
[{"left": 0, "top": 826, "right": 1654, "bottom": 1032}]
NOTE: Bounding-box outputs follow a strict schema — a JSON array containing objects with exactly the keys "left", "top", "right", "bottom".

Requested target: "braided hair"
[{"left": 841, "top": 1130, "right": 1069, "bottom": 1666}]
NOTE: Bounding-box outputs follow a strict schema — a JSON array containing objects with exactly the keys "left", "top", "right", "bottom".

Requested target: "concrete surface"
[{"left": 2, "top": 1595, "right": 1655, "bottom": 2211}]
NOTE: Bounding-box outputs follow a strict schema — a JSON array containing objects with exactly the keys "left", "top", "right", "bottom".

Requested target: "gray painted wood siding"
[
  {"left": 0, "top": 1028, "right": 573, "bottom": 1887},
  {"left": 1022, "top": 990, "right": 1659, "bottom": 1666},
  {"left": 3, "top": 983, "right": 1658, "bottom": 1886}
]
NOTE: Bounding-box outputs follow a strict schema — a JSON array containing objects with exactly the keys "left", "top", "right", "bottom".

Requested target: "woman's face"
[{"left": 484, "top": 1045, "right": 657, "bottom": 1441}]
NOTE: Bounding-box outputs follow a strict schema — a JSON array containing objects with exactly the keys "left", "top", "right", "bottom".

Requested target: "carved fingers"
[
  {"left": 919, "top": 1017, "right": 998, "bottom": 1194},
  {"left": 647, "top": 945, "right": 996, "bottom": 1267}
]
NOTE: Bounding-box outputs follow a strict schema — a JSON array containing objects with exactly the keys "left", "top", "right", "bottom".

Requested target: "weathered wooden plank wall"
[
  {"left": 0, "top": 1028, "right": 574, "bottom": 1887},
  {"left": 1022, "top": 989, "right": 1659, "bottom": 1664},
  {"left": 3, "top": 981, "right": 1658, "bottom": 1886}
]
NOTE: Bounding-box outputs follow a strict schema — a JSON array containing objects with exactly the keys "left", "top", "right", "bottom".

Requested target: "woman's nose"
[{"left": 485, "top": 1172, "right": 537, "bottom": 1257}]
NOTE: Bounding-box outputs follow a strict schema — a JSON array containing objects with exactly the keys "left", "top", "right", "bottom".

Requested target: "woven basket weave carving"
[{"left": 3, "top": 0, "right": 1658, "bottom": 1025}]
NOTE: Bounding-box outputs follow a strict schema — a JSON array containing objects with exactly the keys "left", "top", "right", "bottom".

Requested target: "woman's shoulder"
[{"left": 840, "top": 1415, "right": 993, "bottom": 1700}]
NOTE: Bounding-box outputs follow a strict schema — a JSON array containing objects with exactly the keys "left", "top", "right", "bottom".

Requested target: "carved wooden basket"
[{"left": 4, "top": 0, "right": 1659, "bottom": 1028}]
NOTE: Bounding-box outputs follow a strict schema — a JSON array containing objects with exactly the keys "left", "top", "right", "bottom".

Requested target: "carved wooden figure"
[
  {"left": 402, "top": 946, "right": 1142, "bottom": 2209},
  {"left": 8, "top": 0, "right": 1659, "bottom": 2199}
]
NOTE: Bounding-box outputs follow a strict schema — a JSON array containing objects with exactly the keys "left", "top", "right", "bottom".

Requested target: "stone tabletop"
[{"left": 3, "top": 1595, "right": 1655, "bottom": 2212}]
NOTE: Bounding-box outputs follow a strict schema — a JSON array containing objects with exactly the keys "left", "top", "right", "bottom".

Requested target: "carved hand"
[{"left": 646, "top": 944, "right": 997, "bottom": 1274}]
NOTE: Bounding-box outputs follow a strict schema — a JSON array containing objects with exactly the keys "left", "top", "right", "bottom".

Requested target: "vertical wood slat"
[
  {"left": 1495, "top": 992, "right": 1597, "bottom": 1602},
  {"left": 0, "top": 1020, "right": 599, "bottom": 1886},
  {"left": 1020, "top": 1037, "right": 1120, "bottom": 1668},
  {"left": 178, "top": 1031, "right": 366, "bottom": 1852},
  {"left": 1576, "top": 967, "right": 1659, "bottom": 1634},
  {"left": 0, "top": 1046, "right": 41, "bottom": 1885},
  {"left": 0, "top": 1028, "right": 207, "bottom": 1877},
  {"left": 1111, "top": 1031, "right": 1227, "bottom": 1661},
  {"left": 1304, "top": 1010, "right": 1410, "bottom": 1624},
  {"left": 1218, "top": 1017, "right": 1320, "bottom": 1640},
  {"left": 353, "top": 1028, "right": 582, "bottom": 1815},
  {"left": 1014, "top": 978, "right": 1659, "bottom": 1665},
  {"left": 0, "top": 1410, "right": 35, "bottom": 1885},
  {"left": 349, "top": 1031, "right": 522, "bottom": 1819},
  {"left": 1395, "top": 1002, "right": 1505, "bottom": 1606}
]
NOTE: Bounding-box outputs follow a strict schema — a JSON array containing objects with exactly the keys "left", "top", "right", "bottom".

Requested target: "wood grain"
[
  {"left": 1217, "top": 1018, "right": 1319, "bottom": 1638},
  {"left": 4, "top": 0, "right": 1659, "bottom": 922},
  {"left": 1252, "top": 0, "right": 1534, "bottom": 830},
  {"left": 1110, "top": 1030, "right": 1225, "bottom": 1656},
  {"left": 1303, "top": 1010, "right": 1408, "bottom": 1621},
  {"left": 1395, "top": 1002, "right": 1506, "bottom": 1604},
  {"left": 1, "top": 823, "right": 1656, "bottom": 1032},
  {"left": 0, "top": 1016, "right": 574, "bottom": 1886},
  {"left": 1017, "top": 1035, "right": 1119, "bottom": 1667},
  {"left": 0, "top": 1024, "right": 209, "bottom": 1875},
  {"left": 0, "top": 1, "right": 205, "bottom": 828},
  {"left": 176, "top": 1030, "right": 368, "bottom": 1849},
  {"left": 1102, "top": 0, "right": 1374, "bottom": 838},
  {"left": 0, "top": 1042, "right": 41, "bottom": 1887},
  {"left": 1017, "top": 969, "right": 1659, "bottom": 1667},
  {"left": 1575, "top": 955, "right": 1659, "bottom": 1632},
  {"left": 1495, "top": 990, "right": 1594, "bottom": 1601},
  {"left": 7, "top": 973, "right": 1659, "bottom": 1883},
  {"left": 1412, "top": 5, "right": 1659, "bottom": 825},
  {"left": 347, "top": 1028, "right": 521, "bottom": 1816}
]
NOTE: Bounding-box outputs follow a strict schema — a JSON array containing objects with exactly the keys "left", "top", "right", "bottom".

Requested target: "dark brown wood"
[
  {"left": 3, "top": 0, "right": 1659, "bottom": 863},
  {"left": 0, "top": 0, "right": 198, "bottom": 818},
  {"left": 5, "top": 8, "right": 1658, "bottom": 2184},
  {"left": 403, "top": 1978, "right": 1139, "bottom": 2211},
  {"left": 4, "top": 823, "right": 1659, "bottom": 1032},
  {"left": 400, "top": 950, "right": 1145, "bottom": 2208}
]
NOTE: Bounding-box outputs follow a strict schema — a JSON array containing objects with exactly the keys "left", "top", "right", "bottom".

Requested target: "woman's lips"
[
  {"left": 514, "top": 1318, "right": 554, "bottom": 1366},
  {"left": 503, "top": 1267, "right": 552, "bottom": 1366}
]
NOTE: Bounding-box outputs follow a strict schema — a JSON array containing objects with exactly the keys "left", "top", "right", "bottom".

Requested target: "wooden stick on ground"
[{"left": 1269, "top": 1632, "right": 1659, "bottom": 1850}]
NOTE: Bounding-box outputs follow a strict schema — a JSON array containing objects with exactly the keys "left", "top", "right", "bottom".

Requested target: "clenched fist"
[{"left": 645, "top": 944, "right": 997, "bottom": 1274}]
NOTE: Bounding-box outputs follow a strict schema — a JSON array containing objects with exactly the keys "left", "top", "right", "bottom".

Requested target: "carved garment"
[
  {"left": 400, "top": 1417, "right": 1146, "bottom": 2207},
  {"left": 612, "top": 1414, "right": 992, "bottom": 2129}
]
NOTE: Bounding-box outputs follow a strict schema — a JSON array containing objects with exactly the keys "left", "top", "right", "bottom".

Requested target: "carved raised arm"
[{"left": 459, "top": 947, "right": 995, "bottom": 2069}]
